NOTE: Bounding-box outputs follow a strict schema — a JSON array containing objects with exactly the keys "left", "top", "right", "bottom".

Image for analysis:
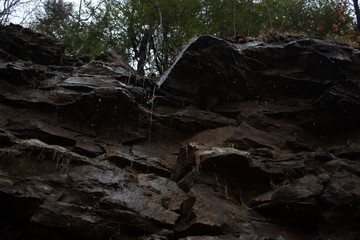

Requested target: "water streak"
[{"left": 148, "top": 85, "right": 156, "bottom": 150}]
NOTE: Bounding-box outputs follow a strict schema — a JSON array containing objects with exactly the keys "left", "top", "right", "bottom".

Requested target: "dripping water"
[
  {"left": 126, "top": 75, "right": 131, "bottom": 85},
  {"left": 231, "top": 52, "right": 262, "bottom": 108},
  {"left": 148, "top": 85, "right": 156, "bottom": 150}
]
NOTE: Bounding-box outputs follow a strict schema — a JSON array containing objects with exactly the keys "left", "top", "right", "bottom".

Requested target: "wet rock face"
[
  {"left": 1, "top": 26, "right": 360, "bottom": 240},
  {"left": 0, "top": 24, "right": 65, "bottom": 65},
  {"left": 159, "top": 36, "right": 360, "bottom": 132}
]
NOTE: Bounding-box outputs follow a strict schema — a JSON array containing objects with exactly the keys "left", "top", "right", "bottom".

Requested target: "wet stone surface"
[{"left": 1, "top": 25, "right": 360, "bottom": 239}]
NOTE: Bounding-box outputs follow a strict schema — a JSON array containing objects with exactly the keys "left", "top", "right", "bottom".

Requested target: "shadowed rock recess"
[{"left": 1, "top": 24, "right": 360, "bottom": 240}]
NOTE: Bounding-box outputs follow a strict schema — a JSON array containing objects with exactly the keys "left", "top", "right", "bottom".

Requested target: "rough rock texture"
[
  {"left": 0, "top": 24, "right": 65, "bottom": 65},
  {"left": 1, "top": 25, "right": 360, "bottom": 240}
]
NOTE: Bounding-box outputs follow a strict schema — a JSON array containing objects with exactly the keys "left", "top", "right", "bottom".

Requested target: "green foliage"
[
  {"left": 33, "top": 0, "right": 74, "bottom": 39},
  {"left": 110, "top": 0, "right": 206, "bottom": 74},
  {"left": 29, "top": 0, "right": 359, "bottom": 74}
]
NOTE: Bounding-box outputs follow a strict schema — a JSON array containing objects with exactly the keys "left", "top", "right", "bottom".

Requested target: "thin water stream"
[{"left": 148, "top": 85, "right": 156, "bottom": 150}]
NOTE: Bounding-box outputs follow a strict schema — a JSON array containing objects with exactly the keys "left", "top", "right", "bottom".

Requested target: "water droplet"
[{"left": 99, "top": 98, "right": 102, "bottom": 102}]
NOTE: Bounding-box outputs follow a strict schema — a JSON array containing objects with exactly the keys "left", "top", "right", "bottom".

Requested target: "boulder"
[
  {"left": 0, "top": 139, "right": 187, "bottom": 239},
  {"left": 0, "top": 24, "right": 65, "bottom": 65}
]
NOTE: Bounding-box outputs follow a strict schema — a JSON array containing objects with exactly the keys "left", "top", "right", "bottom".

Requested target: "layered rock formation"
[{"left": 0, "top": 24, "right": 360, "bottom": 240}]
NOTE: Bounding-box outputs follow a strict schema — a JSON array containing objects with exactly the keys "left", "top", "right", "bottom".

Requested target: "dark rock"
[
  {"left": 331, "top": 142, "right": 360, "bottom": 160},
  {"left": 62, "top": 55, "right": 91, "bottom": 67},
  {"left": 306, "top": 151, "right": 334, "bottom": 162},
  {"left": 317, "top": 172, "right": 360, "bottom": 240},
  {"left": 95, "top": 49, "right": 135, "bottom": 73},
  {"left": 0, "top": 128, "right": 18, "bottom": 147},
  {"left": 1, "top": 27, "right": 360, "bottom": 239},
  {"left": 321, "top": 171, "right": 360, "bottom": 207},
  {"left": 158, "top": 35, "right": 360, "bottom": 133},
  {"left": 255, "top": 175, "right": 324, "bottom": 221},
  {"left": 175, "top": 184, "right": 249, "bottom": 237},
  {"left": 0, "top": 57, "right": 152, "bottom": 157},
  {"left": 0, "top": 139, "right": 187, "bottom": 239},
  {"left": 178, "top": 236, "right": 248, "bottom": 240},
  {"left": 105, "top": 152, "right": 172, "bottom": 178},
  {"left": 0, "top": 24, "right": 65, "bottom": 65}
]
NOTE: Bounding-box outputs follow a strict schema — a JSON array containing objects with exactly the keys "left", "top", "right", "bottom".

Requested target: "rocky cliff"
[{"left": 0, "top": 24, "right": 360, "bottom": 240}]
